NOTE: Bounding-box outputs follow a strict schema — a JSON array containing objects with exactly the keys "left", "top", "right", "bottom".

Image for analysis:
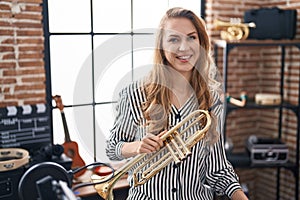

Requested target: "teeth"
[{"left": 178, "top": 55, "right": 191, "bottom": 59}]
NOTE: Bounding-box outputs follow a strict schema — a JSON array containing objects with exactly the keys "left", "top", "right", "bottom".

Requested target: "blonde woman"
[{"left": 106, "top": 7, "right": 248, "bottom": 200}]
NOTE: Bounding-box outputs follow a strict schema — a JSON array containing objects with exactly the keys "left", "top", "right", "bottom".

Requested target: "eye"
[
  {"left": 168, "top": 37, "right": 179, "bottom": 43},
  {"left": 187, "top": 35, "right": 197, "bottom": 41}
]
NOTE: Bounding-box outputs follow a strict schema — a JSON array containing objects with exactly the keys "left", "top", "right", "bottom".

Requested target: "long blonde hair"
[{"left": 142, "top": 7, "right": 221, "bottom": 143}]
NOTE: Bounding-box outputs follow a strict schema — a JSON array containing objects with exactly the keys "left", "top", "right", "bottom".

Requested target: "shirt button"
[{"left": 172, "top": 188, "right": 177, "bottom": 193}]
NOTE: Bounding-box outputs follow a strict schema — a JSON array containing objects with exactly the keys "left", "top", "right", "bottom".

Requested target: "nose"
[{"left": 178, "top": 40, "right": 189, "bottom": 51}]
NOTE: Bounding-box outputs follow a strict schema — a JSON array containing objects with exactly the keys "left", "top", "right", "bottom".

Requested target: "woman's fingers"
[{"left": 137, "top": 133, "right": 164, "bottom": 153}]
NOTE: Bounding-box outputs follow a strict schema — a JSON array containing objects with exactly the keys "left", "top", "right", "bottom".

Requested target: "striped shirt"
[{"left": 106, "top": 81, "right": 242, "bottom": 200}]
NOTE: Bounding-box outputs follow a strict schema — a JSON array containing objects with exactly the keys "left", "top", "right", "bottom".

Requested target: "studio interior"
[{"left": 0, "top": 0, "right": 299, "bottom": 200}]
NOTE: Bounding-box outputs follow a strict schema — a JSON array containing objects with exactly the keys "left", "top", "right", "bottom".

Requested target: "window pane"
[
  {"left": 48, "top": 0, "right": 91, "bottom": 33},
  {"left": 52, "top": 106, "right": 94, "bottom": 164},
  {"left": 50, "top": 35, "right": 92, "bottom": 105},
  {"left": 95, "top": 104, "right": 116, "bottom": 162},
  {"left": 133, "top": 34, "right": 155, "bottom": 80},
  {"left": 94, "top": 35, "right": 132, "bottom": 103},
  {"left": 93, "top": 0, "right": 131, "bottom": 33},
  {"left": 133, "top": 0, "right": 168, "bottom": 32}
]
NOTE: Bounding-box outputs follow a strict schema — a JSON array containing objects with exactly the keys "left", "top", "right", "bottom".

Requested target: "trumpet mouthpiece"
[{"left": 248, "top": 22, "right": 256, "bottom": 28}]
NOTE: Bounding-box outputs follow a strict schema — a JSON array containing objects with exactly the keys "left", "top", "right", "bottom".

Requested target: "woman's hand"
[
  {"left": 121, "top": 132, "right": 165, "bottom": 158},
  {"left": 137, "top": 133, "right": 164, "bottom": 154}
]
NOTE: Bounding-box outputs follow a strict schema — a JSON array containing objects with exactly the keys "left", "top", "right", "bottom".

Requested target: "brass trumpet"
[
  {"left": 214, "top": 18, "right": 256, "bottom": 41},
  {"left": 91, "top": 109, "right": 211, "bottom": 200}
]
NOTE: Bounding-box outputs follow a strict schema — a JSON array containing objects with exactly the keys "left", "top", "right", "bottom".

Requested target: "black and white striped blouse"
[{"left": 106, "top": 81, "right": 242, "bottom": 200}]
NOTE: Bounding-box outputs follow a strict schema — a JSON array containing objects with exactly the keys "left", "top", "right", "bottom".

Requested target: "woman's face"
[{"left": 162, "top": 17, "right": 200, "bottom": 80}]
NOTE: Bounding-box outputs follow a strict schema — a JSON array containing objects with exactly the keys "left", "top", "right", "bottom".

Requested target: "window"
[{"left": 45, "top": 0, "right": 202, "bottom": 164}]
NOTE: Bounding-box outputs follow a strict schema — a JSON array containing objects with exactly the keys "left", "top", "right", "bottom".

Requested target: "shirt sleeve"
[
  {"left": 205, "top": 93, "right": 242, "bottom": 197},
  {"left": 105, "top": 87, "right": 138, "bottom": 161}
]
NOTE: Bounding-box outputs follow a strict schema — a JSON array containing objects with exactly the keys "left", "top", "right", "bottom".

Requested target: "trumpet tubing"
[{"left": 92, "top": 109, "right": 211, "bottom": 200}]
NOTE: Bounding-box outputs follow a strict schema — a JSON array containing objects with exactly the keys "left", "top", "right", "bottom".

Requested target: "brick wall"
[
  {"left": 206, "top": 0, "right": 300, "bottom": 199},
  {"left": 0, "top": 0, "right": 45, "bottom": 107}
]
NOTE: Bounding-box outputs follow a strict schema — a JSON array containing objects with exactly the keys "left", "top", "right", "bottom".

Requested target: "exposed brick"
[
  {"left": 0, "top": 102, "right": 18, "bottom": 107},
  {"left": 15, "top": 83, "right": 45, "bottom": 91},
  {"left": 2, "top": 53, "right": 15, "bottom": 60},
  {"left": 0, "top": 62, "right": 16, "bottom": 68},
  {"left": 17, "top": 29, "right": 43, "bottom": 37},
  {"left": 5, "top": 92, "right": 46, "bottom": 100},
  {"left": 3, "top": 87, "right": 10, "bottom": 93},
  {"left": 1, "top": 38, "right": 14, "bottom": 45},
  {"left": 17, "top": 38, "right": 44, "bottom": 44},
  {"left": 0, "top": 78, "right": 17, "bottom": 84},
  {"left": 13, "top": 13, "right": 42, "bottom": 21},
  {"left": 18, "top": 0, "right": 43, "bottom": 3},
  {"left": 260, "top": 1, "right": 288, "bottom": 7},
  {"left": 0, "top": 21, "right": 12, "bottom": 27},
  {"left": 24, "top": 99, "right": 46, "bottom": 105},
  {"left": 19, "top": 61, "right": 44, "bottom": 68},
  {"left": 14, "top": 21, "right": 42, "bottom": 29},
  {"left": 1, "top": 36, "right": 44, "bottom": 45},
  {"left": 0, "top": 12, "right": 13, "bottom": 19},
  {"left": 19, "top": 45, "right": 44, "bottom": 52},
  {"left": 0, "top": 0, "right": 13, "bottom": 2},
  {"left": 24, "top": 5, "right": 43, "bottom": 12},
  {"left": 22, "top": 76, "right": 45, "bottom": 83},
  {"left": 3, "top": 68, "right": 45, "bottom": 76},
  {"left": 0, "top": 29, "right": 15, "bottom": 37},
  {"left": 18, "top": 52, "right": 44, "bottom": 60},
  {"left": 0, "top": 46, "right": 14, "bottom": 52},
  {"left": 0, "top": 4, "right": 10, "bottom": 11}
]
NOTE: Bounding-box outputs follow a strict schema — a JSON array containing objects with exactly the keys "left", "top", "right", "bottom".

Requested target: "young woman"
[{"left": 106, "top": 7, "right": 248, "bottom": 200}]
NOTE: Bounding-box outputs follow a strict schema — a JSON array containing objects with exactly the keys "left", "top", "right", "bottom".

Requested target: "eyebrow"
[
  {"left": 167, "top": 31, "right": 197, "bottom": 37},
  {"left": 187, "top": 31, "right": 197, "bottom": 36}
]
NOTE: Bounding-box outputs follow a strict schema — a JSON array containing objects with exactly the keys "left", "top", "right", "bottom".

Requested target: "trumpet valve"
[
  {"left": 174, "top": 132, "right": 192, "bottom": 156},
  {"left": 165, "top": 142, "right": 181, "bottom": 164}
]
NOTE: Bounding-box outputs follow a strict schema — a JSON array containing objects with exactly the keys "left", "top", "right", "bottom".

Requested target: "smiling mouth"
[{"left": 177, "top": 55, "right": 192, "bottom": 62}]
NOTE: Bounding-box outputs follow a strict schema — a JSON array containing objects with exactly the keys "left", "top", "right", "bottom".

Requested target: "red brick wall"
[
  {"left": 0, "top": 0, "right": 45, "bottom": 107},
  {"left": 206, "top": 0, "right": 300, "bottom": 199}
]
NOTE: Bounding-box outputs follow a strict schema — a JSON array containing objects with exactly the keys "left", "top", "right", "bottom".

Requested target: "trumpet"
[
  {"left": 214, "top": 18, "right": 256, "bottom": 41},
  {"left": 91, "top": 109, "right": 211, "bottom": 200}
]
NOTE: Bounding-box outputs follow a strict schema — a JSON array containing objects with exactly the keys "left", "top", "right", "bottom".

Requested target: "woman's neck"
[{"left": 170, "top": 77, "right": 193, "bottom": 109}]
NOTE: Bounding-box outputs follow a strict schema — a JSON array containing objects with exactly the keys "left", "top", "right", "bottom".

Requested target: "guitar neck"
[{"left": 60, "top": 111, "right": 72, "bottom": 142}]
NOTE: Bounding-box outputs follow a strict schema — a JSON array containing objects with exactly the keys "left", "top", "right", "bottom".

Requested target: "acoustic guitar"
[{"left": 53, "top": 95, "right": 86, "bottom": 178}]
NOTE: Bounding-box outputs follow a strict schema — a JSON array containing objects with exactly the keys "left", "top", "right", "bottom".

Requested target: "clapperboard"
[{"left": 0, "top": 104, "right": 52, "bottom": 153}]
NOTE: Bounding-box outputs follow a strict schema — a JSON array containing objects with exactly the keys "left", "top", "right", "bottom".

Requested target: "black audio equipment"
[
  {"left": 30, "top": 144, "right": 65, "bottom": 165},
  {"left": 0, "top": 167, "right": 25, "bottom": 200},
  {"left": 244, "top": 7, "right": 297, "bottom": 40},
  {"left": 18, "top": 162, "right": 113, "bottom": 200},
  {"left": 18, "top": 162, "right": 72, "bottom": 200},
  {"left": 247, "top": 135, "right": 289, "bottom": 164}
]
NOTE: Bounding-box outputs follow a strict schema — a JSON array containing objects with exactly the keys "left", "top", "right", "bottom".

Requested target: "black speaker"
[
  {"left": 18, "top": 162, "right": 72, "bottom": 200},
  {"left": 30, "top": 144, "right": 64, "bottom": 165},
  {"left": 0, "top": 167, "right": 25, "bottom": 200}
]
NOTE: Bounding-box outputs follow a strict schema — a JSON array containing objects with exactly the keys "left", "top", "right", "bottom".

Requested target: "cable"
[{"left": 71, "top": 162, "right": 115, "bottom": 191}]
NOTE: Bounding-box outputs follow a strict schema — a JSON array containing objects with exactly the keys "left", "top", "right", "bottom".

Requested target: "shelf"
[
  {"left": 214, "top": 39, "right": 300, "bottom": 200},
  {"left": 227, "top": 101, "right": 299, "bottom": 114},
  {"left": 227, "top": 152, "right": 296, "bottom": 172},
  {"left": 213, "top": 39, "right": 300, "bottom": 49}
]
